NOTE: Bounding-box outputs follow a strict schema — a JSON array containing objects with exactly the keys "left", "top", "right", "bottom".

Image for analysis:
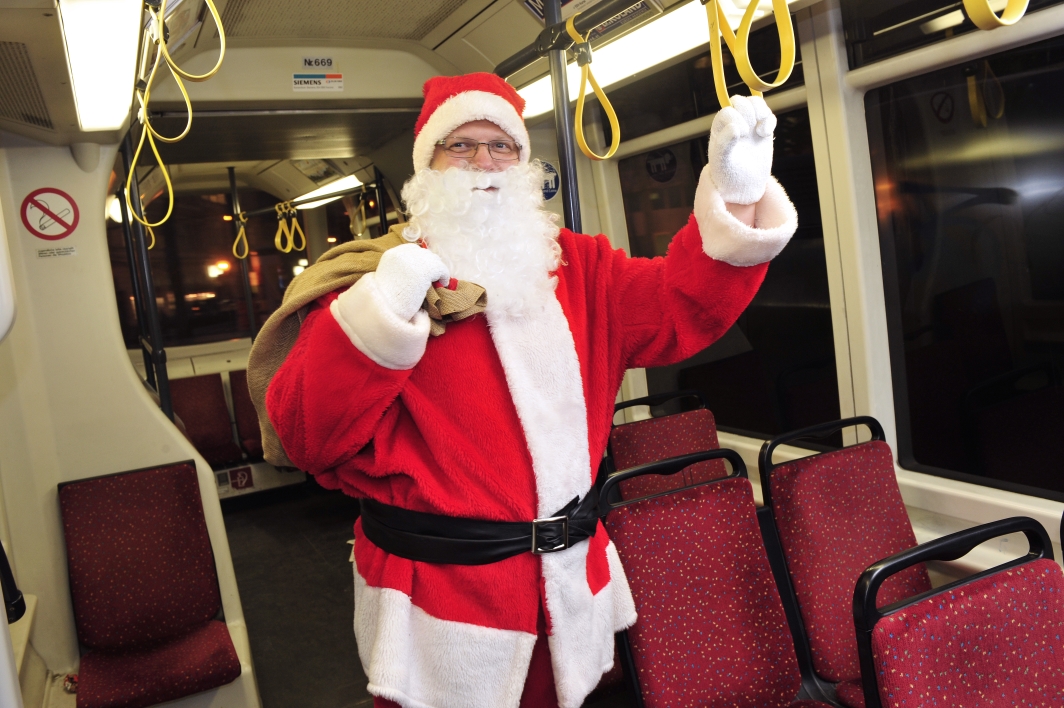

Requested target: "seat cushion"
[
  {"left": 610, "top": 408, "right": 726, "bottom": 498},
  {"left": 607, "top": 477, "right": 803, "bottom": 708},
  {"left": 77, "top": 620, "right": 241, "bottom": 708},
  {"left": 871, "top": 559, "right": 1064, "bottom": 708},
  {"left": 834, "top": 679, "right": 865, "bottom": 707},
  {"left": 770, "top": 441, "right": 930, "bottom": 682},
  {"left": 59, "top": 463, "right": 222, "bottom": 651}
]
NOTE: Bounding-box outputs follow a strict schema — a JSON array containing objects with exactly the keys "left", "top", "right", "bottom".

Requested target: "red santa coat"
[{"left": 267, "top": 172, "right": 797, "bottom": 708}]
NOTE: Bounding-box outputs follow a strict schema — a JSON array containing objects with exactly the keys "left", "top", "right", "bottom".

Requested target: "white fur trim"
[
  {"left": 331, "top": 273, "right": 430, "bottom": 370},
  {"left": 413, "top": 91, "right": 532, "bottom": 171},
  {"left": 486, "top": 300, "right": 637, "bottom": 708},
  {"left": 542, "top": 541, "right": 638, "bottom": 708},
  {"left": 693, "top": 167, "right": 797, "bottom": 267},
  {"left": 353, "top": 565, "right": 535, "bottom": 708}
]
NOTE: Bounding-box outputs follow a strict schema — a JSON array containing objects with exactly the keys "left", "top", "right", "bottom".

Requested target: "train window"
[
  {"left": 868, "top": 34, "right": 1064, "bottom": 499},
  {"left": 107, "top": 189, "right": 307, "bottom": 348},
  {"left": 843, "top": 0, "right": 1064, "bottom": 69},
  {"left": 619, "top": 107, "right": 837, "bottom": 438},
  {"left": 604, "top": 18, "right": 805, "bottom": 143}
]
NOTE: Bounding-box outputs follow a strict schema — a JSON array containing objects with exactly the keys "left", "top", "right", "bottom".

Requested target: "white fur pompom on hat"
[{"left": 412, "top": 73, "right": 532, "bottom": 172}]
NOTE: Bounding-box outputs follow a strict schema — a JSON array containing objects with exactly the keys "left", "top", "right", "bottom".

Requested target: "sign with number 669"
[{"left": 302, "top": 57, "right": 333, "bottom": 68}]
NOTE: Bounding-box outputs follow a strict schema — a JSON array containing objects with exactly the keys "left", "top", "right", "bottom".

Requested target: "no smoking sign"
[{"left": 21, "top": 188, "right": 79, "bottom": 241}]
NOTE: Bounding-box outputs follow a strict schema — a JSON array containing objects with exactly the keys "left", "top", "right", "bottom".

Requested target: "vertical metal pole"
[
  {"left": 121, "top": 132, "right": 173, "bottom": 421},
  {"left": 373, "top": 167, "right": 389, "bottom": 235},
  {"left": 545, "top": 0, "right": 582, "bottom": 233},
  {"left": 117, "top": 191, "right": 156, "bottom": 390},
  {"left": 228, "top": 167, "right": 258, "bottom": 340}
]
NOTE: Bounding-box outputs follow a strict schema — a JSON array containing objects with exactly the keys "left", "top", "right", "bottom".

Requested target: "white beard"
[{"left": 400, "top": 162, "right": 562, "bottom": 316}]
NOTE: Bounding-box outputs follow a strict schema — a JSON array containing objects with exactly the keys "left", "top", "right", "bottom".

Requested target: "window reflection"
[
  {"left": 619, "top": 108, "right": 837, "bottom": 438},
  {"left": 868, "top": 35, "right": 1064, "bottom": 497}
]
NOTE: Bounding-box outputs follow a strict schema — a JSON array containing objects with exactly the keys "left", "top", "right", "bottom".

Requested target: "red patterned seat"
[
  {"left": 601, "top": 449, "right": 834, "bottom": 708},
  {"left": 760, "top": 417, "right": 931, "bottom": 708},
  {"left": 169, "top": 374, "right": 243, "bottom": 468},
  {"left": 228, "top": 370, "right": 263, "bottom": 460},
  {"left": 855, "top": 517, "right": 1064, "bottom": 708},
  {"left": 59, "top": 462, "right": 241, "bottom": 708},
  {"left": 609, "top": 390, "right": 727, "bottom": 500}
]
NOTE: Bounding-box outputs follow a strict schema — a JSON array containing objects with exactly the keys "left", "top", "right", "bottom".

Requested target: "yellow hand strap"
[
  {"left": 123, "top": 0, "right": 227, "bottom": 233},
  {"left": 274, "top": 203, "right": 293, "bottom": 253},
  {"left": 565, "top": 16, "right": 621, "bottom": 161},
  {"left": 233, "top": 212, "right": 249, "bottom": 259},
  {"left": 289, "top": 206, "right": 307, "bottom": 252},
  {"left": 705, "top": 0, "right": 796, "bottom": 109},
  {"left": 963, "top": 0, "right": 1029, "bottom": 30}
]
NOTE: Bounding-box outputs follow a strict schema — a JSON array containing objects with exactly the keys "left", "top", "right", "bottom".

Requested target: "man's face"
[{"left": 429, "top": 120, "right": 519, "bottom": 173}]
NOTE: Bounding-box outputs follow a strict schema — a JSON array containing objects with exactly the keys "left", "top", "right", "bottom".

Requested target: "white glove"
[
  {"left": 372, "top": 243, "right": 449, "bottom": 321},
  {"left": 708, "top": 95, "right": 776, "bottom": 205}
]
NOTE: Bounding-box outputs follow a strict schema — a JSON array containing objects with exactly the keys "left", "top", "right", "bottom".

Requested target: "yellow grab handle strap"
[
  {"left": 233, "top": 212, "right": 249, "bottom": 259},
  {"left": 735, "top": 0, "right": 795, "bottom": 94},
  {"left": 274, "top": 204, "right": 293, "bottom": 253},
  {"left": 964, "top": 0, "right": 1029, "bottom": 30},
  {"left": 565, "top": 16, "right": 621, "bottom": 161},
  {"left": 155, "top": 0, "right": 227, "bottom": 82},
  {"left": 289, "top": 208, "right": 306, "bottom": 251},
  {"left": 123, "top": 126, "right": 174, "bottom": 230},
  {"left": 705, "top": 0, "right": 796, "bottom": 108}
]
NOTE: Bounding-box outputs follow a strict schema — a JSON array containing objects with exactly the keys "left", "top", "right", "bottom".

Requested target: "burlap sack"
[{"left": 246, "top": 225, "right": 486, "bottom": 467}]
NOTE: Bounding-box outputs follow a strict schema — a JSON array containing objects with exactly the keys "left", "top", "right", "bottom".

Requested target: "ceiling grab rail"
[
  {"left": 963, "top": 0, "right": 1030, "bottom": 30},
  {"left": 704, "top": 0, "right": 796, "bottom": 110},
  {"left": 124, "top": 0, "right": 227, "bottom": 240},
  {"left": 564, "top": 15, "right": 621, "bottom": 160}
]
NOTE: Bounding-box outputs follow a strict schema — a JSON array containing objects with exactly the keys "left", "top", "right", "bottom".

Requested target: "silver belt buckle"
[{"left": 531, "top": 515, "right": 569, "bottom": 554}]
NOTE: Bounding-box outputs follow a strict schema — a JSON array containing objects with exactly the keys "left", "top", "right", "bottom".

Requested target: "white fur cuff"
[
  {"left": 331, "top": 273, "right": 430, "bottom": 370},
  {"left": 693, "top": 166, "right": 797, "bottom": 267}
]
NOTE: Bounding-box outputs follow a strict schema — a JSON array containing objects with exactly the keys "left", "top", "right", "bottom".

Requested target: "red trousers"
[{"left": 372, "top": 612, "right": 558, "bottom": 708}]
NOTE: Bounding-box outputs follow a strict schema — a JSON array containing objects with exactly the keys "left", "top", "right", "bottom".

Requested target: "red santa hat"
[{"left": 412, "top": 73, "right": 532, "bottom": 172}]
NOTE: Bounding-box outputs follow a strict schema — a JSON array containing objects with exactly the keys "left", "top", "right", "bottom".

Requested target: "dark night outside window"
[
  {"left": 867, "top": 33, "right": 1064, "bottom": 499},
  {"left": 618, "top": 107, "right": 838, "bottom": 439},
  {"left": 842, "top": 0, "right": 1064, "bottom": 70}
]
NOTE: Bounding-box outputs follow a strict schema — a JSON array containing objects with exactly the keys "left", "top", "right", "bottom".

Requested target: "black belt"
[{"left": 359, "top": 491, "right": 599, "bottom": 566}]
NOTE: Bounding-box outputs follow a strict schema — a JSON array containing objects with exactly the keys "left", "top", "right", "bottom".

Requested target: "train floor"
[{"left": 221, "top": 480, "right": 633, "bottom": 708}]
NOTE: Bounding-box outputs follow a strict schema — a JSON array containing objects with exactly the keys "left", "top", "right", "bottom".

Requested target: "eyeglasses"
[{"left": 436, "top": 136, "right": 521, "bottom": 161}]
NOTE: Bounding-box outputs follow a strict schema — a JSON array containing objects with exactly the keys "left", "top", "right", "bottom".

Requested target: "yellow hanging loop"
[
  {"left": 734, "top": 0, "right": 795, "bottom": 94},
  {"left": 154, "top": 0, "right": 227, "bottom": 81},
  {"left": 289, "top": 205, "right": 306, "bottom": 252},
  {"left": 274, "top": 203, "right": 293, "bottom": 253},
  {"left": 704, "top": 0, "right": 796, "bottom": 109},
  {"left": 232, "top": 212, "right": 249, "bottom": 260},
  {"left": 145, "top": 225, "right": 156, "bottom": 250},
  {"left": 963, "top": 0, "right": 1029, "bottom": 30},
  {"left": 564, "top": 15, "right": 621, "bottom": 161}
]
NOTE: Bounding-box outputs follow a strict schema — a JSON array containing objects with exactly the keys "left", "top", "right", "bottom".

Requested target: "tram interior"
[{"left": 0, "top": 0, "right": 1063, "bottom": 706}]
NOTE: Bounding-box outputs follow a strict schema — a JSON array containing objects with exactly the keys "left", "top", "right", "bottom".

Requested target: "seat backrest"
[
  {"left": 768, "top": 439, "right": 930, "bottom": 683},
  {"left": 609, "top": 408, "right": 726, "bottom": 498},
  {"left": 856, "top": 517, "right": 1064, "bottom": 708},
  {"left": 871, "top": 559, "right": 1064, "bottom": 707},
  {"left": 228, "top": 369, "right": 263, "bottom": 459},
  {"left": 170, "top": 374, "right": 243, "bottom": 467},
  {"left": 605, "top": 475, "right": 803, "bottom": 708},
  {"left": 58, "top": 462, "right": 222, "bottom": 651}
]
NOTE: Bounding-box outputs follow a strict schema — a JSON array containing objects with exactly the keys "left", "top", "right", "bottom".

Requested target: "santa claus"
[{"left": 265, "top": 72, "right": 796, "bottom": 708}]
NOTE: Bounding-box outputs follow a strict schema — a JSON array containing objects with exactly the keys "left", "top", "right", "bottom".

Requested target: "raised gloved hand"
[
  {"left": 372, "top": 243, "right": 450, "bottom": 321},
  {"left": 708, "top": 95, "right": 777, "bottom": 205}
]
